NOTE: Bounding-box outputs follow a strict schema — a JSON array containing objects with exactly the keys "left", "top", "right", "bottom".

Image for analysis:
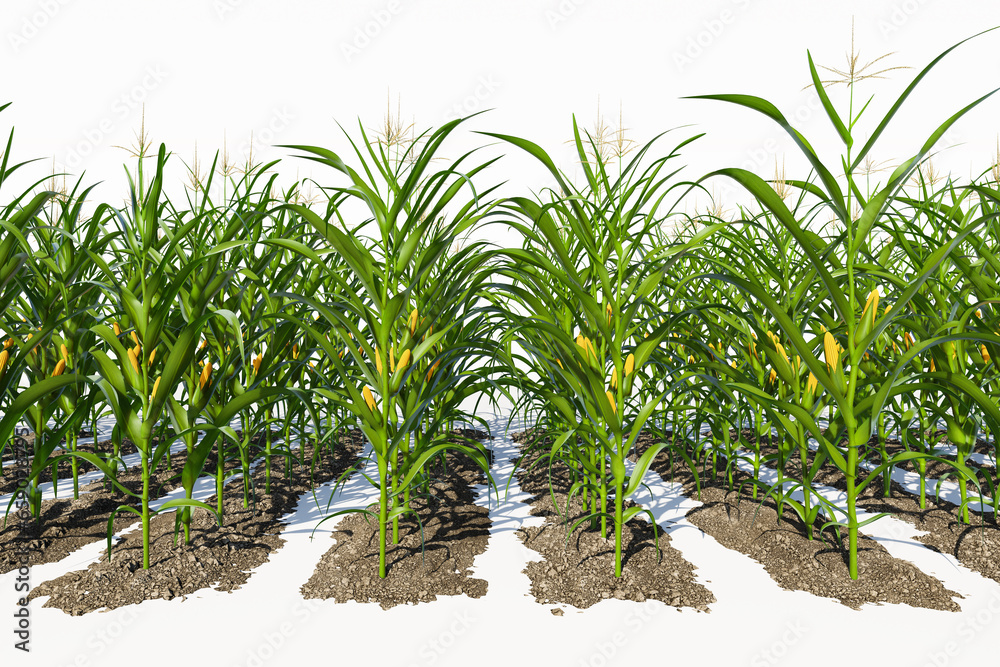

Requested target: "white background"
[
  {"left": 3, "top": 0, "right": 1000, "bottom": 242},
  {"left": 5, "top": 3, "right": 1000, "bottom": 666}
]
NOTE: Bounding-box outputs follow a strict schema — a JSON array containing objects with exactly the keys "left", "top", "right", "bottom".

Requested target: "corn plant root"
[
  {"left": 28, "top": 429, "right": 365, "bottom": 616},
  {"left": 511, "top": 430, "right": 716, "bottom": 612},
  {"left": 634, "top": 433, "right": 962, "bottom": 611},
  {"left": 300, "top": 434, "right": 492, "bottom": 610}
]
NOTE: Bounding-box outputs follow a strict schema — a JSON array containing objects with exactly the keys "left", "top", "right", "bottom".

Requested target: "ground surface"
[{"left": 3, "top": 412, "right": 1000, "bottom": 667}]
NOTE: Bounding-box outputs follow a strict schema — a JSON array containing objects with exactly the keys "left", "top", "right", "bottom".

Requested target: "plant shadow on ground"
[
  {"left": 511, "top": 427, "right": 716, "bottom": 612},
  {"left": 28, "top": 430, "right": 365, "bottom": 615},
  {"left": 635, "top": 430, "right": 961, "bottom": 611},
  {"left": 300, "top": 429, "right": 492, "bottom": 610}
]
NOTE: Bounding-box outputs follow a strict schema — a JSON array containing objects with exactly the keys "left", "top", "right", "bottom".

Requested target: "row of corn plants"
[{"left": 2, "top": 30, "right": 1000, "bottom": 586}]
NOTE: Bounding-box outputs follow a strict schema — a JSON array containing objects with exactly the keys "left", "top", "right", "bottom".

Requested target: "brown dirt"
[
  {"left": 300, "top": 429, "right": 493, "bottom": 610},
  {"left": 753, "top": 433, "right": 1000, "bottom": 592},
  {"left": 0, "top": 431, "right": 139, "bottom": 496},
  {"left": 28, "top": 429, "right": 365, "bottom": 615},
  {"left": 635, "top": 431, "right": 962, "bottom": 611},
  {"left": 879, "top": 437, "right": 995, "bottom": 480},
  {"left": 0, "top": 460, "right": 185, "bottom": 575},
  {"left": 0, "top": 429, "right": 289, "bottom": 574},
  {"left": 856, "top": 493, "right": 1000, "bottom": 589},
  {"left": 509, "top": 428, "right": 716, "bottom": 611}
]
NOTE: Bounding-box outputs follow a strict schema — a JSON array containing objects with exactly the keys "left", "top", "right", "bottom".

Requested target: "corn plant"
[
  {"left": 66, "top": 145, "right": 291, "bottom": 568},
  {"left": 486, "top": 119, "right": 719, "bottom": 576},
  {"left": 273, "top": 115, "right": 497, "bottom": 578},
  {"left": 688, "top": 28, "right": 1000, "bottom": 578}
]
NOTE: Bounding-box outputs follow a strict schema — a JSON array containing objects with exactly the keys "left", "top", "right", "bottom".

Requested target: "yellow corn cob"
[
  {"left": 0, "top": 349, "right": 9, "bottom": 379},
  {"left": 768, "top": 368, "right": 777, "bottom": 384},
  {"left": 363, "top": 385, "right": 377, "bottom": 411},
  {"left": 389, "top": 345, "right": 396, "bottom": 372},
  {"left": 113, "top": 322, "right": 122, "bottom": 336},
  {"left": 292, "top": 344, "right": 299, "bottom": 360},
  {"left": 52, "top": 359, "right": 66, "bottom": 376},
  {"left": 864, "top": 288, "right": 880, "bottom": 326},
  {"left": 148, "top": 348, "right": 156, "bottom": 366},
  {"left": 408, "top": 308, "right": 419, "bottom": 335},
  {"left": 60, "top": 343, "right": 69, "bottom": 363},
  {"left": 426, "top": 359, "right": 441, "bottom": 382},
  {"left": 610, "top": 367, "right": 618, "bottom": 390},
  {"left": 823, "top": 332, "right": 839, "bottom": 371},
  {"left": 606, "top": 390, "right": 617, "bottom": 415},
  {"left": 152, "top": 376, "right": 161, "bottom": 398},
  {"left": 806, "top": 372, "right": 819, "bottom": 395},
  {"left": 982, "top": 345, "right": 991, "bottom": 364},
  {"left": 576, "top": 335, "right": 596, "bottom": 363},
  {"left": 200, "top": 362, "right": 212, "bottom": 389},
  {"left": 776, "top": 343, "right": 789, "bottom": 367},
  {"left": 375, "top": 346, "right": 383, "bottom": 376},
  {"left": 624, "top": 353, "right": 635, "bottom": 376},
  {"left": 606, "top": 301, "right": 613, "bottom": 326},
  {"left": 131, "top": 331, "right": 139, "bottom": 346},
  {"left": 127, "top": 348, "right": 139, "bottom": 374},
  {"left": 397, "top": 348, "right": 412, "bottom": 371},
  {"left": 253, "top": 353, "right": 262, "bottom": 374}
]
